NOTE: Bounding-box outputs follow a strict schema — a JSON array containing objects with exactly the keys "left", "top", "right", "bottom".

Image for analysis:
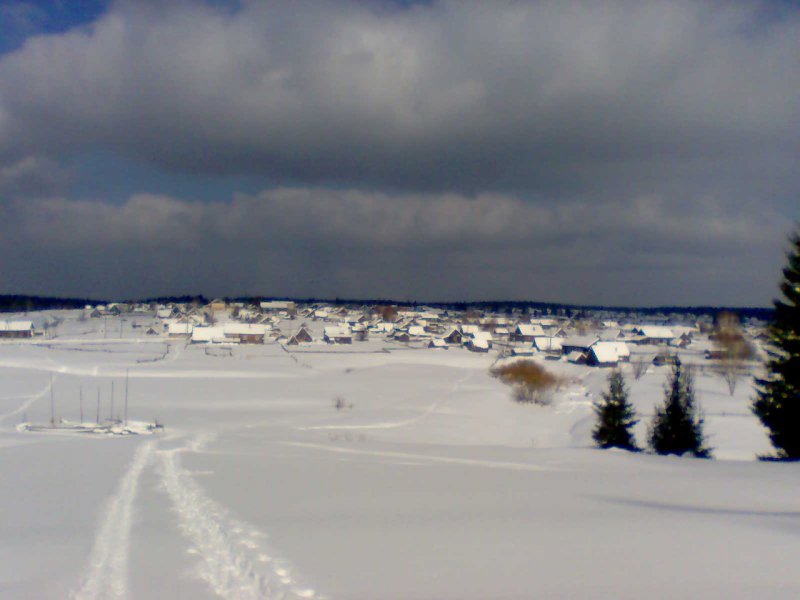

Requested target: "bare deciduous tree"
[{"left": 713, "top": 312, "right": 755, "bottom": 395}]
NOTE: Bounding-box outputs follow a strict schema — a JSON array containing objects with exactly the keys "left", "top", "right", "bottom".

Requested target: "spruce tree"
[
  {"left": 752, "top": 228, "right": 800, "bottom": 459},
  {"left": 593, "top": 369, "right": 638, "bottom": 451},
  {"left": 648, "top": 363, "right": 711, "bottom": 458}
]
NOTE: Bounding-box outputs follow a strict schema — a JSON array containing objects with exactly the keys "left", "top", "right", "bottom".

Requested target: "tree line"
[{"left": 594, "top": 227, "right": 800, "bottom": 461}]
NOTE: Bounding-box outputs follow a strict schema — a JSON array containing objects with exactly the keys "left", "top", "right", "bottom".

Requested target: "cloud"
[
  {"left": 0, "top": 0, "right": 797, "bottom": 196},
  {"left": 0, "top": 188, "right": 788, "bottom": 304},
  {"left": 0, "top": 1, "right": 796, "bottom": 305},
  {"left": 0, "top": 155, "right": 73, "bottom": 198}
]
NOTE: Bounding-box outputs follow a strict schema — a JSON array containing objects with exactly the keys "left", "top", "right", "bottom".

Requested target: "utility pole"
[
  {"left": 124, "top": 369, "right": 129, "bottom": 426},
  {"left": 79, "top": 385, "right": 84, "bottom": 424},
  {"left": 96, "top": 388, "right": 100, "bottom": 424},
  {"left": 110, "top": 380, "right": 115, "bottom": 422},
  {"left": 50, "top": 375, "right": 55, "bottom": 427}
]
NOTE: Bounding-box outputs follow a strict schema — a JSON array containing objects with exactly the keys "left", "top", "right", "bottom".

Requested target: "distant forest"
[{"left": 0, "top": 294, "right": 774, "bottom": 322}]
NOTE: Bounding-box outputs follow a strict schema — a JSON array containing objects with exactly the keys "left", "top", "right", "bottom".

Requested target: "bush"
[
  {"left": 593, "top": 369, "right": 638, "bottom": 451},
  {"left": 648, "top": 364, "right": 711, "bottom": 458},
  {"left": 490, "top": 360, "right": 561, "bottom": 405}
]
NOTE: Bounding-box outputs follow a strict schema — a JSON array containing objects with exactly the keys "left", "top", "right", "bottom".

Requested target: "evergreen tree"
[
  {"left": 592, "top": 369, "right": 638, "bottom": 451},
  {"left": 648, "top": 363, "right": 711, "bottom": 458},
  {"left": 752, "top": 228, "right": 800, "bottom": 460}
]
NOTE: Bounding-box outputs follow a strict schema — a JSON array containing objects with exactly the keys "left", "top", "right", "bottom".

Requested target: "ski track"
[
  {"left": 158, "top": 440, "right": 319, "bottom": 600},
  {"left": 0, "top": 378, "right": 53, "bottom": 424},
  {"left": 298, "top": 371, "right": 474, "bottom": 431},
  {"left": 72, "top": 441, "right": 156, "bottom": 600},
  {"left": 282, "top": 441, "right": 557, "bottom": 473}
]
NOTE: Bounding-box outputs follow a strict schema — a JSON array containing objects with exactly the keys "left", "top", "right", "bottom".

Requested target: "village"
[{"left": 1, "top": 297, "right": 764, "bottom": 374}]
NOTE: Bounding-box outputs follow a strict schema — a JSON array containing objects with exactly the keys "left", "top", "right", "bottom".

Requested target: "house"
[
  {"left": 407, "top": 325, "right": 427, "bottom": 338},
  {"left": 208, "top": 299, "right": 228, "bottom": 313},
  {"left": 467, "top": 337, "right": 491, "bottom": 352},
  {"left": 191, "top": 326, "right": 227, "bottom": 344},
  {"left": 287, "top": 325, "right": 314, "bottom": 345},
  {"left": 156, "top": 308, "right": 175, "bottom": 319},
  {"left": 323, "top": 326, "right": 352, "bottom": 344},
  {"left": 566, "top": 350, "right": 587, "bottom": 364},
  {"left": 0, "top": 320, "right": 34, "bottom": 339},
  {"left": 533, "top": 336, "right": 563, "bottom": 354},
  {"left": 633, "top": 326, "right": 676, "bottom": 345},
  {"left": 442, "top": 328, "right": 463, "bottom": 345},
  {"left": 223, "top": 324, "right": 269, "bottom": 344},
  {"left": 586, "top": 341, "right": 631, "bottom": 367},
  {"left": 428, "top": 338, "right": 448, "bottom": 349},
  {"left": 392, "top": 331, "right": 412, "bottom": 343},
  {"left": 167, "top": 322, "right": 193, "bottom": 338},
  {"left": 461, "top": 324, "right": 481, "bottom": 337},
  {"left": 511, "top": 346, "right": 535, "bottom": 356},
  {"left": 467, "top": 331, "right": 493, "bottom": 352},
  {"left": 562, "top": 336, "right": 600, "bottom": 355},
  {"left": 511, "top": 323, "right": 546, "bottom": 342},
  {"left": 260, "top": 300, "right": 296, "bottom": 312}
]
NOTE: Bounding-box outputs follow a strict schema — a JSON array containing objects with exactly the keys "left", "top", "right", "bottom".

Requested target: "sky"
[{"left": 0, "top": 0, "right": 798, "bottom": 306}]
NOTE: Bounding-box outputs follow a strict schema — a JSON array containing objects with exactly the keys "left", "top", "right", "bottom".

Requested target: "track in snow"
[
  {"left": 0, "top": 378, "right": 54, "bottom": 424},
  {"left": 72, "top": 441, "right": 156, "bottom": 600},
  {"left": 299, "top": 370, "right": 475, "bottom": 431},
  {"left": 158, "top": 441, "right": 319, "bottom": 599},
  {"left": 281, "top": 441, "right": 557, "bottom": 473}
]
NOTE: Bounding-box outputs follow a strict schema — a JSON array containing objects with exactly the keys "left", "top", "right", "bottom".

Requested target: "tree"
[
  {"left": 593, "top": 369, "right": 639, "bottom": 451},
  {"left": 752, "top": 228, "right": 800, "bottom": 460},
  {"left": 648, "top": 363, "right": 711, "bottom": 458},
  {"left": 713, "top": 311, "right": 755, "bottom": 395}
]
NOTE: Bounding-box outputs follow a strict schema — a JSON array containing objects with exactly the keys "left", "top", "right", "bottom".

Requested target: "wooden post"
[
  {"left": 124, "top": 369, "right": 129, "bottom": 426},
  {"left": 50, "top": 375, "right": 55, "bottom": 427}
]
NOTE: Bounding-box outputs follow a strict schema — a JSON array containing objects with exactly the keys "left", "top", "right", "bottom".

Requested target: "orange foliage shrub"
[{"left": 490, "top": 360, "right": 562, "bottom": 405}]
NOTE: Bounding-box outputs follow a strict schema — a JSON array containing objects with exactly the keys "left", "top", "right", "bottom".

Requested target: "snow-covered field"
[{"left": 0, "top": 312, "right": 798, "bottom": 599}]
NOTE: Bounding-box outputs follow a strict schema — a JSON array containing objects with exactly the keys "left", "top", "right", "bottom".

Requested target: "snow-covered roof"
[
  {"left": 470, "top": 337, "right": 490, "bottom": 349},
  {"left": 191, "top": 326, "right": 227, "bottom": 343},
  {"left": 563, "top": 336, "right": 599, "bottom": 349},
  {"left": 223, "top": 323, "right": 269, "bottom": 336},
  {"left": 516, "top": 323, "right": 545, "bottom": 336},
  {"left": 636, "top": 326, "right": 676, "bottom": 339},
  {"left": 566, "top": 350, "right": 586, "bottom": 363},
  {"left": 324, "top": 326, "right": 351, "bottom": 338},
  {"left": 0, "top": 320, "right": 33, "bottom": 332},
  {"left": 167, "top": 322, "right": 193, "bottom": 335},
  {"left": 533, "top": 336, "right": 563, "bottom": 351},
  {"left": 590, "top": 341, "right": 630, "bottom": 364}
]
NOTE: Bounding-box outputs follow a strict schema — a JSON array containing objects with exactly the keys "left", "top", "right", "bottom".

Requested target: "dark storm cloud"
[
  {"left": 0, "top": 0, "right": 797, "bottom": 305},
  {"left": 0, "top": 0, "right": 798, "bottom": 193},
  {"left": 0, "top": 189, "right": 787, "bottom": 304}
]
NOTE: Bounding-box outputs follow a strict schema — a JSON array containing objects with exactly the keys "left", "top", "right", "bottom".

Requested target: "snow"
[{"left": 0, "top": 311, "right": 797, "bottom": 599}]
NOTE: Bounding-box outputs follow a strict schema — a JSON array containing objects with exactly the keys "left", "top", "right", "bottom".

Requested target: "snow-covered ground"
[{"left": 0, "top": 312, "right": 797, "bottom": 599}]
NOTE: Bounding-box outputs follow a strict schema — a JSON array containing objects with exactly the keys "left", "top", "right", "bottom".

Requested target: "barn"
[{"left": 0, "top": 320, "right": 34, "bottom": 339}]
